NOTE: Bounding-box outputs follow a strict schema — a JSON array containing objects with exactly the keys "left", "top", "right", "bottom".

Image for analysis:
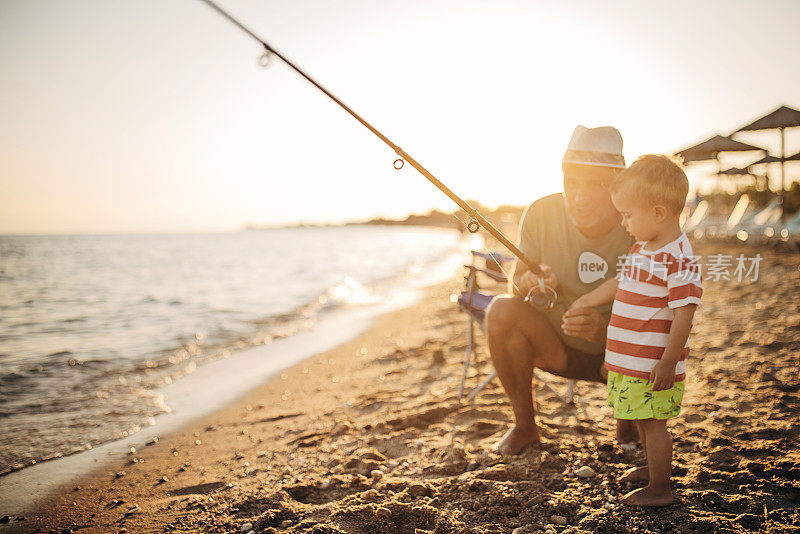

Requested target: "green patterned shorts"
[{"left": 607, "top": 371, "right": 684, "bottom": 420}]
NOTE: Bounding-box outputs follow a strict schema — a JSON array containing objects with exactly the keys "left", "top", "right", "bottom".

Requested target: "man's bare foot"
[
  {"left": 495, "top": 425, "right": 541, "bottom": 455},
  {"left": 620, "top": 466, "right": 648, "bottom": 483},
  {"left": 622, "top": 486, "right": 673, "bottom": 507},
  {"left": 616, "top": 419, "right": 639, "bottom": 444}
]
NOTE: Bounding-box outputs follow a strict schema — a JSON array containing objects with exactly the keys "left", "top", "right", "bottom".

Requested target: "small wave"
[
  {"left": 248, "top": 277, "right": 385, "bottom": 334},
  {"left": 0, "top": 371, "right": 28, "bottom": 384},
  {"left": 46, "top": 350, "right": 73, "bottom": 358},
  {"left": 38, "top": 327, "right": 70, "bottom": 334},
  {"left": 60, "top": 316, "right": 88, "bottom": 324},
  {"left": 9, "top": 321, "right": 39, "bottom": 328},
  {"left": 75, "top": 358, "right": 115, "bottom": 369},
  {"left": 132, "top": 358, "right": 174, "bottom": 372},
  {"left": 323, "top": 277, "right": 378, "bottom": 307}
]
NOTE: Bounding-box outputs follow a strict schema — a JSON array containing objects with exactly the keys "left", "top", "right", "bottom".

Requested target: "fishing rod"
[{"left": 197, "top": 0, "right": 557, "bottom": 311}]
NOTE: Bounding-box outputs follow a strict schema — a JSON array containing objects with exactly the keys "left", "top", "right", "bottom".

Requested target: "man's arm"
[
  {"left": 649, "top": 304, "right": 698, "bottom": 390},
  {"left": 561, "top": 306, "right": 609, "bottom": 344},
  {"left": 559, "top": 278, "right": 617, "bottom": 344},
  {"left": 509, "top": 261, "right": 558, "bottom": 298},
  {"left": 509, "top": 201, "right": 549, "bottom": 297}
]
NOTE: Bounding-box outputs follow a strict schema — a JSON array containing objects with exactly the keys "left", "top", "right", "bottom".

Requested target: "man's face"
[{"left": 562, "top": 163, "right": 619, "bottom": 232}]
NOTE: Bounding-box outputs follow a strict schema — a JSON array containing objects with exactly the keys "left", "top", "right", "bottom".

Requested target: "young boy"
[{"left": 568, "top": 154, "right": 702, "bottom": 507}]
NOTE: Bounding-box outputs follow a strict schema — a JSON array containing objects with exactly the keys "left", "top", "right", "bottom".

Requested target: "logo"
[{"left": 578, "top": 251, "right": 608, "bottom": 283}]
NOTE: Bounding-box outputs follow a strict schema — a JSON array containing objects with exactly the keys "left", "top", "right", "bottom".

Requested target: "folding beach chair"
[
  {"left": 456, "top": 250, "right": 575, "bottom": 404},
  {"left": 776, "top": 209, "right": 800, "bottom": 252}
]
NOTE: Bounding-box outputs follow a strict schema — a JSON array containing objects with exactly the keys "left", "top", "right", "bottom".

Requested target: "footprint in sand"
[
  {"left": 168, "top": 481, "right": 227, "bottom": 497},
  {"left": 460, "top": 419, "right": 505, "bottom": 439},
  {"left": 452, "top": 407, "right": 508, "bottom": 423},
  {"left": 682, "top": 413, "right": 705, "bottom": 423},
  {"left": 384, "top": 406, "right": 456, "bottom": 430}
]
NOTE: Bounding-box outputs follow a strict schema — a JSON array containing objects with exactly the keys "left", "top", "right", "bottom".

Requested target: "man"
[{"left": 485, "top": 125, "right": 635, "bottom": 455}]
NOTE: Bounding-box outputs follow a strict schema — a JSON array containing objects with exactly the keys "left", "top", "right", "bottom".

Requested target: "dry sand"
[{"left": 3, "top": 241, "right": 799, "bottom": 534}]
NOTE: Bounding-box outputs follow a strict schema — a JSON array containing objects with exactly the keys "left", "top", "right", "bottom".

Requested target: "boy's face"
[{"left": 611, "top": 190, "right": 661, "bottom": 242}]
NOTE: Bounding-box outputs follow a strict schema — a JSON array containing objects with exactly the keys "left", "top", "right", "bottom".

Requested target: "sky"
[{"left": 1, "top": 0, "right": 799, "bottom": 234}]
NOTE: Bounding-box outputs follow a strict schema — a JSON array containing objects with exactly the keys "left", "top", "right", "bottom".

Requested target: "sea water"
[{"left": 0, "top": 226, "right": 465, "bottom": 475}]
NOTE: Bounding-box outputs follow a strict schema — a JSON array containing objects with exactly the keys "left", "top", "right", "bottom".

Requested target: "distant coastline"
[{"left": 244, "top": 203, "right": 527, "bottom": 231}]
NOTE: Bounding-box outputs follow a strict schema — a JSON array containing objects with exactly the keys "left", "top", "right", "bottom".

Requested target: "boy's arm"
[
  {"left": 570, "top": 277, "right": 619, "bottom": 309},
  {"left": 650, "top": 304, "right": 698, "bottom": 390}
]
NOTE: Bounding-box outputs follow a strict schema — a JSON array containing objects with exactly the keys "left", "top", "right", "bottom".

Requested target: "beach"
[{"left": 3, "top": 240, "right": 800, "bottom": 534}]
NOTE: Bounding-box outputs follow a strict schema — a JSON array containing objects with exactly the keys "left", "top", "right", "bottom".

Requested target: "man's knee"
[{"left": 485, "top": 295, "right": 521, "bottom": 337}]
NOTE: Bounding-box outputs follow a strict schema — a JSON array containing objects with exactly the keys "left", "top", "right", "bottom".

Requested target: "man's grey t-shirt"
[{"left": 515, "top": 193, "right": 634, "bottom": 355}]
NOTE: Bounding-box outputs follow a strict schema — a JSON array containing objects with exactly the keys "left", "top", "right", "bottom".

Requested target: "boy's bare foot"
[
  {"left": 495, "top": 425, "right": 541, "bottom": 455},
  {"left": 621, "top": 486, "right": 673, "bottom": 507},
  {"left": 620, "top": 466, "right": 649, "bottom": 483}
]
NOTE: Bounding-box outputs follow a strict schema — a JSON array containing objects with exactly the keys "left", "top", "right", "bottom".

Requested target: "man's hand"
[
  {"left": 649, "top": 360, "right": 676, "bottom": 391},
  {"left": 518, "top": 264, "right": 558, "bottom": 296},
  {"left": 567, "top": 295, "right": 593, "bottom": 311},
  {"left": 561, "top": 306, "right": 607, "bottom": 344}
]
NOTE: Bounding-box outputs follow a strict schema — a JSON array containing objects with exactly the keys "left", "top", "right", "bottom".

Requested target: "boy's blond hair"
[{"left": 611, "top": 154, "right": 688, "bottom": 215}]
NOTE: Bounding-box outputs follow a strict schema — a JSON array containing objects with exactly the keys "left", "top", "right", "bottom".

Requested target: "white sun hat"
[{"left": 562, "top": 125, "right": 626, "bottom": 169}]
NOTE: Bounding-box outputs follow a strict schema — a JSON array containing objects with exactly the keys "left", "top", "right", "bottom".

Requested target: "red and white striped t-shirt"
[{"left": 604, "top": 233, "right": 702, "bottom": 380}]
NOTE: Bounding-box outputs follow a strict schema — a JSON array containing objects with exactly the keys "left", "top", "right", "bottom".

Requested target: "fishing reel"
[{"left": 524, "top": 278, "right": 558, "bottom": 312}]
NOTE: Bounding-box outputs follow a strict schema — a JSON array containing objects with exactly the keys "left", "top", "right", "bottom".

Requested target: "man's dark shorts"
[
  {"left": 559, "top": 344, "right": 605, "bottom": 384},
  {"left": 495, "top": 295, "right": 607, "bottom": 384}
]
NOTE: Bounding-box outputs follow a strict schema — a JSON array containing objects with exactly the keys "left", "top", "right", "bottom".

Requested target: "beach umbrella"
[
  {"left": 719, "top": 166, "right": 753, "bottom": 176},
  {"left": 676, "top": 135, "right": 766, "bottom": 164},
  {"left": 746, "top": 155, "right": 784, "bottom": 191},
  {"left": 736, "top": 105, "right": 800, "bottom": 131},
  {"left": 735, "top": 105, "right": 800, "bottom": 219},
  {"left": 675, "top": 135, "right": 766, "bottom": 190},
  {"left": 748, "top": 154, "right": 783, "bottom": 166}
]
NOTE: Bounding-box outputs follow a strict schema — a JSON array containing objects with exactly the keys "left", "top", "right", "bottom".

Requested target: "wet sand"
[{"left": 4, "top": 241, "right": 800, "bottom": 533}]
